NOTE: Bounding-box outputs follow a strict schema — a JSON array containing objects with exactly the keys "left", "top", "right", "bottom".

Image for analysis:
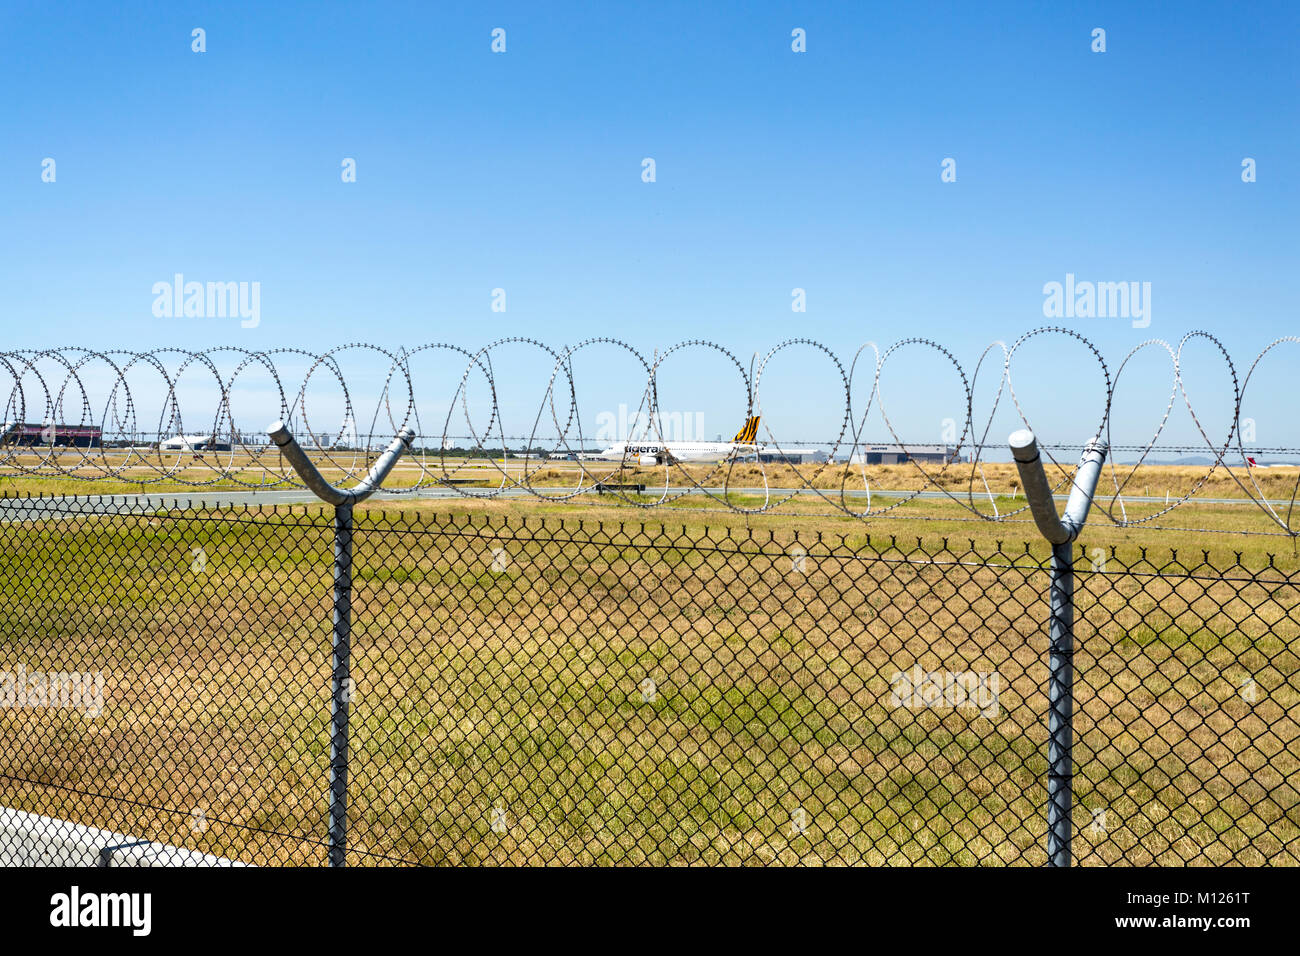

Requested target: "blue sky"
[{"left": 1, "top": 1, "right": 1296, "bottom": 453}]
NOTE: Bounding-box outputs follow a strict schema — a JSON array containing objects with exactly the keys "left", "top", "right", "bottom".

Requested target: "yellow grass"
[{"left": 0, "top": 496, "right": 1295, "bottom": 865}]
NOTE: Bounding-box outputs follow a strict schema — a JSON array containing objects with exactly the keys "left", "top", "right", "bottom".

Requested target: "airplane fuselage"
[
  {"left": 581, "top": 415, "right": 762, "bottom": 464},
  {"left": 588, "top": 441, "right": 750, "bottom": 463}
]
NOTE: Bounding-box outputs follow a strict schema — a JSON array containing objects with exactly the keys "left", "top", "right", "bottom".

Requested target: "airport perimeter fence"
[{"left": 0, "top": 494, "right": 1295, "bottom": 866}]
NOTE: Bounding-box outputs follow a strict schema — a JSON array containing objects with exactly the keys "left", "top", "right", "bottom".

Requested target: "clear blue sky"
[{"left": 1, "top": 1, "right": 1295, "bottom": 452}]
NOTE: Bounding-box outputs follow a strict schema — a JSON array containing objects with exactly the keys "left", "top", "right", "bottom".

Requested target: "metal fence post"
[
  {"left": 267, "top": 421, "right": 415, "bottom": 867},
  {"left": 1046, "top": 538, "right": 1073, "bottom": 867},
  {"left": 329, "top": 501, "right": 353, "bottom": 868},
  {"left": 1008, "top": 429, "right": 1107, "bottom": 868}
]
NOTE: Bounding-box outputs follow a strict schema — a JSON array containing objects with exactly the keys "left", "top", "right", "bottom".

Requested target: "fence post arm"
[
  {"left": 1008, "top": 429, "right": 1108, "bottom": 543},
  {"left": 267, "top": 421, "right": 416, "bottom": 505},
  {"left": 1007, "top": 428, "right": 1107, "bottom": 869},
  {"left": 264, "top": 420, "right": 415, "bottom": 867}
]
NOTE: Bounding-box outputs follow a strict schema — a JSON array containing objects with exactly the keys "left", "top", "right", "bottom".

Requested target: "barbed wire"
[{"left": 2, "top": 329, "right": 1298, "bottom": 535}]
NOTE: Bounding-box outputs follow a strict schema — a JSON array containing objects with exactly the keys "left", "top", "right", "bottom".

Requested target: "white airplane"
[{"left": 581, "top": 416, "right": 761, "bottom": 464}]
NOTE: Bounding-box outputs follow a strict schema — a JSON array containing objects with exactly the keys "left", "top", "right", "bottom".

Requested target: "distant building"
[
  {"left": 159, "top": 434, "right": 232, "bottom": 452},
  {"left": 2, "top": 422, "right": 102, "bottom": 447},
  {"left": 849, "top": 444, "right": 962, "bottom": 465},
  {"left": 757, "top": 447, "right": 828, "bottom": 464}
]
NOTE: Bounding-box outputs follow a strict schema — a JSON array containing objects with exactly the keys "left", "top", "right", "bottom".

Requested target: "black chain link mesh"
[{"left": 0, "top": 496, "right": 1294, "bottom": 865}]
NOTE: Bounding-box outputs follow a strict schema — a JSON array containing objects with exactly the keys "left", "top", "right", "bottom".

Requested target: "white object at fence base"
[{"left": 0, "top": 806, "right": 246, "bottom": 866}]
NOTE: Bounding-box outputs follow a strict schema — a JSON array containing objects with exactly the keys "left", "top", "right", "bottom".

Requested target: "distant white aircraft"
[
  {"left": 581, "top": 416, "right": 761, "bottom": 465},
  {"left": 160, "top": 434, "right": 215, "bottom": 450}
]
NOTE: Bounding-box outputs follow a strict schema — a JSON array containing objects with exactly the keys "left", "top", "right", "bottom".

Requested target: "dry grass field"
[
  {"left": 4, "top": 449, "right": 1299, "bottom": 506},
  {"left": 0, "top": 483, "right": 1296, "bottom": 865}
]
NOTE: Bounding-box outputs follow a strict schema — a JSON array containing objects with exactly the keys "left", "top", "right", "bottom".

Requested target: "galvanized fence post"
[
  {"left": 267, "top": 421, "right": 415, "bottom": 866},
  {"left": 1008, "top": 429, "right": 1107, "bottom": 867},
  {"left": 329, "top": 501, "right": 353, "bottom": 868},
  {"left": 1046, "top": 538, "right": 1074, "bottom": 866}
]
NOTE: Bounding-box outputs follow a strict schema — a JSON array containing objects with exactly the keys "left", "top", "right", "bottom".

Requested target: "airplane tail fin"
[{"left": 732, "top": 416, "right": 760, "bottom": 444}]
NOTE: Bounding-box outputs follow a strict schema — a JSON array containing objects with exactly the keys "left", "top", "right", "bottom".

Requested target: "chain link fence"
[{"left": 0, "top": 495, "right": 1295, "bottom": 865}]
